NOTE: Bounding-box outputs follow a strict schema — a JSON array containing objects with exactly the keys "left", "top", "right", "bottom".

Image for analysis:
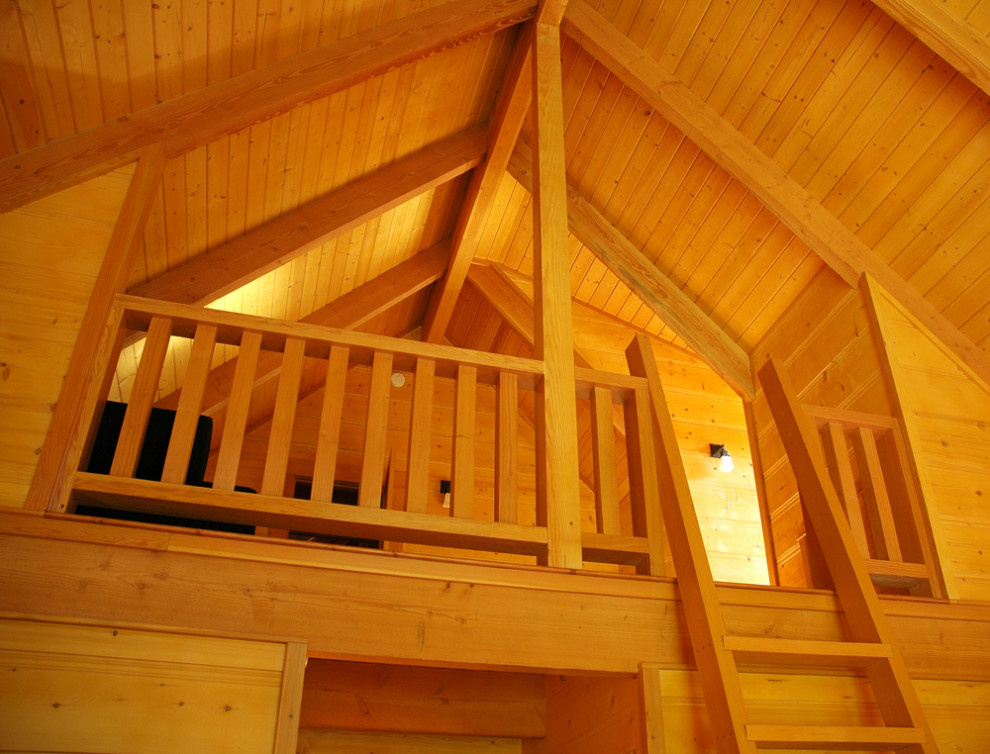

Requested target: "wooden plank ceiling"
[{"left": 1, "top": 0, "right": 988, "bottom": 399}]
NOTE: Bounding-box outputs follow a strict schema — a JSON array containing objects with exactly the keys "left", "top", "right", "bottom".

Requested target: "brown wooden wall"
[
  {"left": 0, "top": 168, "right": 132, "bottom": 508},
  {"left": 869, "top": 282, "right": 990, "bottom": 602},
  {"left": 750, "top": 269, "right": 894, "bottom": 587}
]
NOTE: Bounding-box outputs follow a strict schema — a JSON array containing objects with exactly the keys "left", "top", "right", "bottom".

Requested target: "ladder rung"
[
  {"left": 747, "top": 724, "right": 925, "bottom": 750},
  {"left": 725, "top": 636, "right": 892, "bottom": 670}
]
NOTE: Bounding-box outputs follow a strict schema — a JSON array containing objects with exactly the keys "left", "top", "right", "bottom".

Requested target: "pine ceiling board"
[
  {"left": 683, "top": 0, "right": 768, "bottom": 104},
  {"left": 735, "top": 245, "right": 824, "bottom": 349},
  {"left": 569, "top": 75, "right": 636, "bottom": 196},
  {"left": 842, "top": 74, "right": 975, "bottom": 246},
  {"left": 898, "top": 159, "right": 990, "bottom": 294},
  {"left": 562, "top": 59, "right": 612, "bottom": 165},
  {"left": 710, "top": 0, "right": 804, "bottom": 120},
  {"left": 578, "top": 85, "right": 650, "bottom": 209},
  {"left": 671, "top": 0, "right": 740, "bottom": 92},
  {"left": 613, "top": 123, "right": 686, "bottom": 240},
  {"left": 11, "top": 1, "right": 74, "bottom": 144},
  {"left": 739, "top": 0, "right": 861, "bottom": 154},
  {"left": 923, "top": 224, "right": 990, "bottom": 316},
  {"left": 599, "top": 112, "right": 671, "bottom": 222}
]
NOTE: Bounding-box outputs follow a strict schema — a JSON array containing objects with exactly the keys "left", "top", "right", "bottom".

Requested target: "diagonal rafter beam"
[
  {"left": 155, "top": 241, "right": 449, "bottom": 416},
  {"left": 0, "top": 0, "right": 537, "bottom": 213},
  {"left": 562, "top": 0, "right": 990, "bottom": 386},
  {"left": 508, "top": 140, "right": 755, "bottom": 400},
  {"left": 131, "top": 127, "right": 486, "bottom": 306},
  {"left": 870, "top": 0, "right": 990, "bottom": 96},
  {"left": 422, "top": 0, "right": 571, "bottom": 343}
]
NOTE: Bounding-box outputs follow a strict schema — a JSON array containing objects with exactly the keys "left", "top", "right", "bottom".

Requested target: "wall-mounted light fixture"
[{"left": 709, "top": 444, "right": 734, "bottom": 473}]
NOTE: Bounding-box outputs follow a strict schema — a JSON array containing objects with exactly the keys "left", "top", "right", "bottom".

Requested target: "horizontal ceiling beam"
[
  {"left": 0, "top": 0, "right": 536, "bottom": 213},
  {"left": 508, "top": 141, "right": 755, "bottom": 400},
  {"left": 562, "top": 0, "right": 990, "bottom": 387},
  {"left": 870, "top": 0, "right": 990, "bottom": 96},
  {"left": 131, "top": 127, "right": 486, "bottom": 306}
]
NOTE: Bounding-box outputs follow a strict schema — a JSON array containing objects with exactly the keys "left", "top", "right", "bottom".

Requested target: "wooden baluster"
[
  {"left": 261, "top": 338, "right": 307, "bottom": 497},
  {"left": 819, "top": 422, "right": 871, "bottom": 559},
  {"left": 851, "top": 426, "right": 902, "bottom": 562},
  {"left": 495, "top": 372, "right": 519, "bottom": 524},
  {"left": 405, "top": 358, "right": 435, "bottom": 514},
  {"left": 311, "top": 345, "right": 349, "bottom": 503},
  {"left": 358, "top": 351, "right": 393, "bottom": 509},
  {"left": 212, "top": 331, "right": 262, "bottom": 491},
  {"left": 624, "top": 385, "right": 666, "bottom": 576},
  {"left": 161, "top": 324, "right": 217, "bottom": 484},
  {"left": 591, "top": 385, "right": 621, "bottom": 535},
  {"left": 451, "top": 364, "right": 477, "bottom": 519},
  {"left": 110, "top": 316, "right": 172, "bottom": 478},
  {"left": 876, "top": 426, "right": 942, "bottom": 597}
]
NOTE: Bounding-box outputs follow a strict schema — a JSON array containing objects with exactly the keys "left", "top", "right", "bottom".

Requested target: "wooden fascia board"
[
  {"left": 155, "top": 241, "right": 449, "bottom": 415},
  {"left": 870, "top": 0, "right": 990, "bottom": 96},
  {"left": 508, "top": 140, "right": 755, "bottom": 400},
  {"left": 562, "top": 0, "right": 990, "bottom": 388},
  {"left": 0, "top": 0, "right": 537, "bottom": 214},
  {"left": 131, "top": 128, "right": 485, "bottom": 306}
]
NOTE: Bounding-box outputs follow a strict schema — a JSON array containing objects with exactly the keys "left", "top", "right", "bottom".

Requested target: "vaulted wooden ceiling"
[{"left": 2, "top": 0, "right": 989, "bottom": 400}]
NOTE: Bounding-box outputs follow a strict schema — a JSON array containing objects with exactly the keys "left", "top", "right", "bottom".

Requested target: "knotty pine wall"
[
  {"left": 0, "top": 616, "right": 303, "bottom": 754},
  {"left": 0, "top": 166, "right": 133, "bottom": 508},
  {"left": 751, "top": 269, "right": 895, "bottom": 588},
  {"left": 869, "top": 283, "right": 990, "bottom": 602}
]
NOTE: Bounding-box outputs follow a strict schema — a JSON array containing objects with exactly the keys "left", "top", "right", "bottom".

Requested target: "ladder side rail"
[
  {"left": 759, "top": 358, "right": 938, "bottom": 752},
  {"left": 627, "top": 334, "right": 753, "bottom": 754}
]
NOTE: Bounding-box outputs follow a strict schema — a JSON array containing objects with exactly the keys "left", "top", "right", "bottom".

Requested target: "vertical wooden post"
[
  {"left": 260, "top": 338, "right": 307, "bottom": 497},
  {"left": 591, "top": 386, "right": 620, "bottom": 534},
  {"left": 451, "top": 364, "right": 477, "bottom": 519},
  {"left": 852, "top": 426, "right": 902, "bottom": 562},
  {"left": 212, "top": 331, "right": 262, "bottom": 491},
  {"left": 532, "top": 21, "right": 582, "bottom": 569},
  {"left": 625, "top": 385, "right": 666, "bottom": 576},
  {"left": 495, "top": 372, "right": 519, "bottom": 524},
  {"left": 819, "top": 422, "right": 871, "bottom": 558},
  {"left": 311, "top": 345, "right": 349, "bottom": 503},
  {"left": 109, "top": 316, "right": 173, "bottom": 478},
  {"left": 638, "top": 663, "right": 667, "bottom": 754},
  {"left": 358, "top": 351, "right": 393, "bottom": 509},
  {"left": 405, "top": 358, "right": 436, "bottom": 514},
  {"left": 161, "top": 324, "right": 217, "bottom": 484}
]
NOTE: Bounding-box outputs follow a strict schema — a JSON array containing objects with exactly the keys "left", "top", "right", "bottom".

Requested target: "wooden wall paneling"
[
  {"left": 866, "top": 278, "right": 990, "bottom": 601},
  {"left": 524, "top": 673, "right": 646, "bottom": 754},
  {"left": 299, "top": 659, "right": 545, "bottom": 738},
  {"left": 25, "top": 149, "right": 163, "bottom": 513},
  {"left": 298, "top": 729, "right": 521, "bottom": 754}
]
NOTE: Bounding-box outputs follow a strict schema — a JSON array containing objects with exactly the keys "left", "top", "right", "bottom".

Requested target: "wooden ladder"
[{"left": 626, "top": 336, "right": 937, "bottom": 753}]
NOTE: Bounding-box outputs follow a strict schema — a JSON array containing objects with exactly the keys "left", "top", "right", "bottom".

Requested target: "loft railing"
[
  {"left": 801, "top": 405, "right": 943, "bottom": 597},
  {"left": 60, "top": 294, "right": 667, "bottom": 575}
]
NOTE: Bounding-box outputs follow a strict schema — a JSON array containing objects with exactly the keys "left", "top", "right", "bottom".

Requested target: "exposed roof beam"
[
  {"left": 423, "top": 24, "right": 535, "bottom": 343},
  {"left": 156, "top": 241, "right": 449, "bottom": 416},
  {"left": 132, "top": 128, "right": 485, "bottom": 306},
  {"left": 562, "top": 0, "right": 990, "bottom": 386},
  {"left": 508, "top": 140, "right": 755, "bottom": 400},
  {"left": 871, "top": 0, "right": 990, "bottom": 96},
  {"left": 0, "top": 0, "right": 536, "bottom": 214}
]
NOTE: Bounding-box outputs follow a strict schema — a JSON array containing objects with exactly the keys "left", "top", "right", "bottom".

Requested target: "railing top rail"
[
  {"left": 573, "top": 366, "right": 648, "bottom": 402},
  {"left": 116, "top": 294, "right": 545, "bottom": 387},
  {"left": 804, "top": 404, "right": 899, "bottom": 432}
]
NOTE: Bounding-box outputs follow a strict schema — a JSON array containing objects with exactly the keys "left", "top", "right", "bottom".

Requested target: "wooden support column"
[{"left": 532, "top": 21, "right": 582, "bottom": 569}]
